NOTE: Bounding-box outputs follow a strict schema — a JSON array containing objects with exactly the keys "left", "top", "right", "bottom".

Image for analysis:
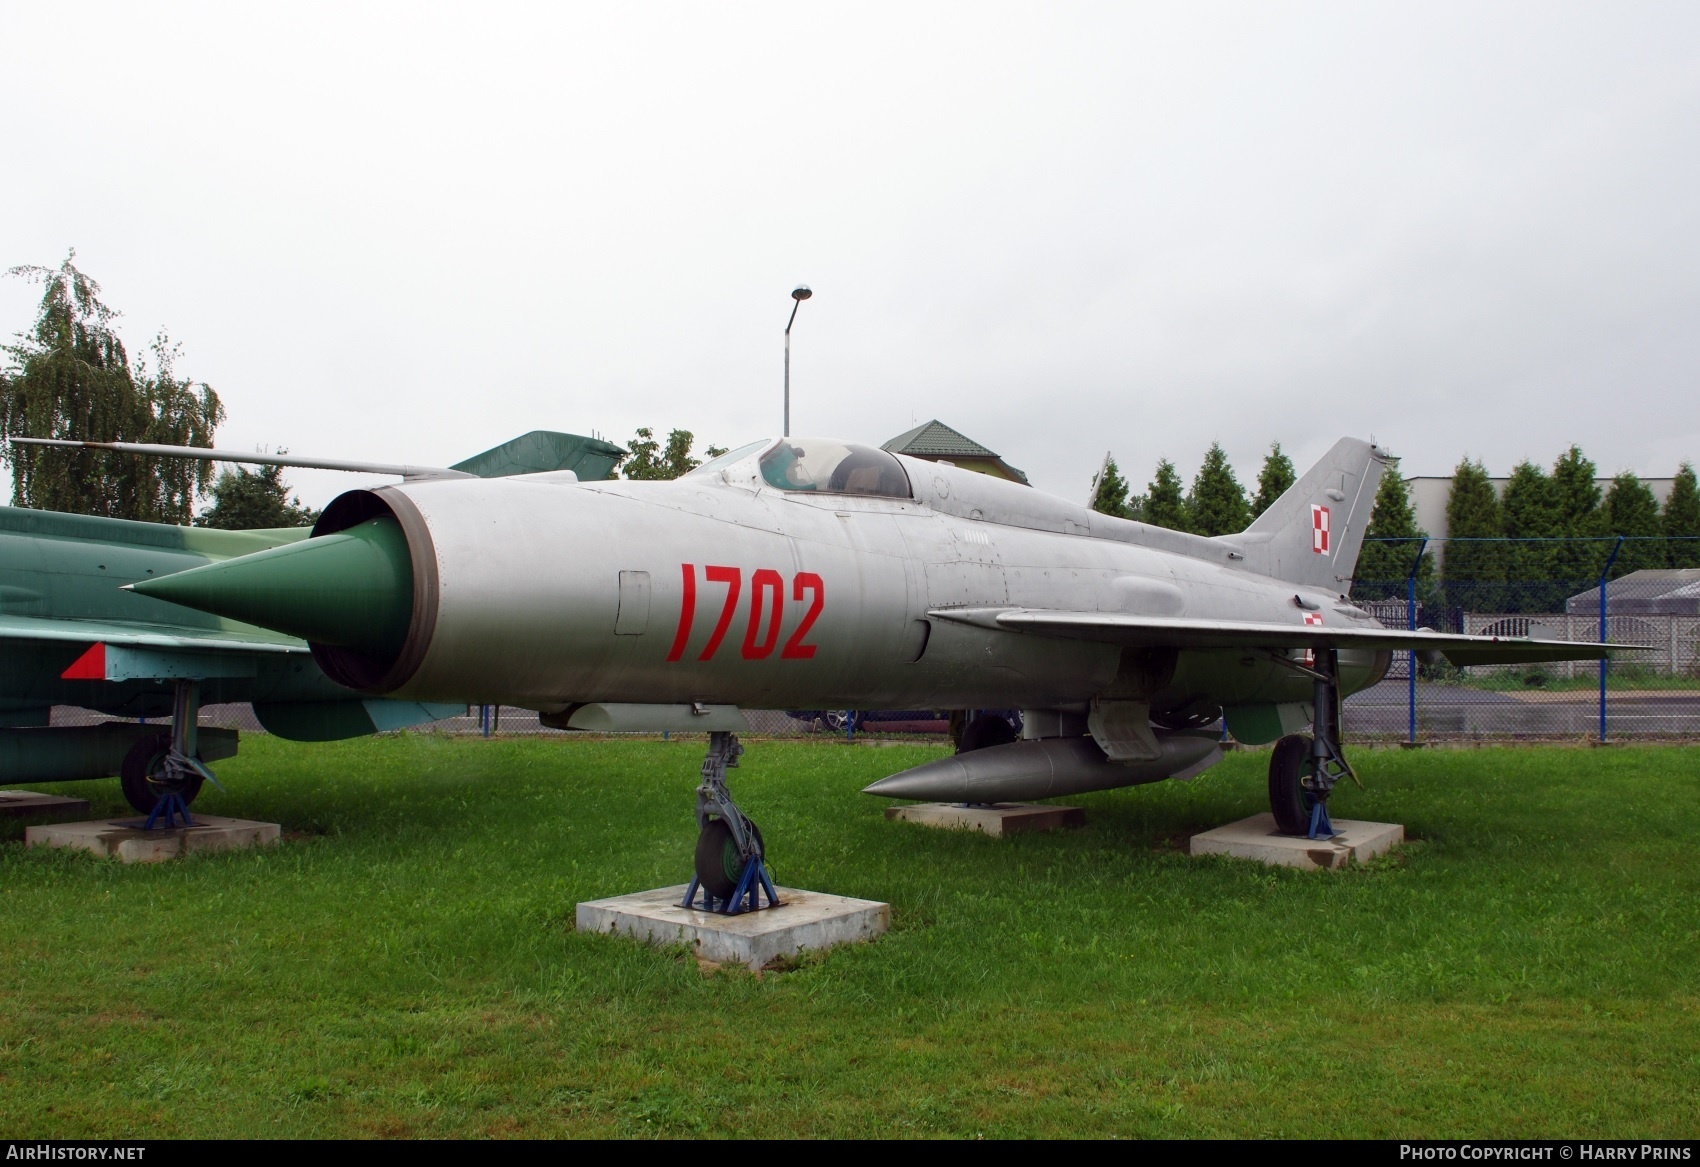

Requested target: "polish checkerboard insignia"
[
  {"left": 1302, "top": 610, "right": 1324, "bottom": 663},
  {"left": 1310, "top": 505, "right": 1330, "bottom": 554}
]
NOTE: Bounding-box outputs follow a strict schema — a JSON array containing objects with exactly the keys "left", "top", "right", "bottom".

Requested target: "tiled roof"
[{"left": 881, "top": 420, "right": 1000, "bottom": 459}]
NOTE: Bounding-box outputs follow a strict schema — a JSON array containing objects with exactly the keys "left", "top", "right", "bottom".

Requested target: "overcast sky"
[{"left": 3, "top": 2, "right": 1697, "bottom": 508}]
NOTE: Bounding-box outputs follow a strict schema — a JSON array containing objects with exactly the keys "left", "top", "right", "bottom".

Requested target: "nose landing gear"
[{"left": 680, "top": 731, "right": 781, "bottom": 914}]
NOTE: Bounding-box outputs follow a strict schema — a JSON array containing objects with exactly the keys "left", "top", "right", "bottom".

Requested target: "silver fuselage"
[{"left": 370, "top": 451, "right": 1386, "bottom": 714}]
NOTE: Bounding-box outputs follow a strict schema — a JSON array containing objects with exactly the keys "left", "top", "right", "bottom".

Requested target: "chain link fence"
[{"left": 1346, "top": 536, "right": 1700, "bottom": 742}]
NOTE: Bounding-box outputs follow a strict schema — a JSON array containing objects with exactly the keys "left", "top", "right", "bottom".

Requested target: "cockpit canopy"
[{"left": 757, "top": 439, "right": 912, "bottom": 499}]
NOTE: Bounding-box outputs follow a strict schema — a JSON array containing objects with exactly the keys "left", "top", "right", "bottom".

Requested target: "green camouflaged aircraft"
[{"left": 0, "top": 430, "right": 622, "bottom": 814}]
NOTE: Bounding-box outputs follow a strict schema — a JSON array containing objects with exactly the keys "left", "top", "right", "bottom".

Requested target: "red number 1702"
[{"left": 665, "top": 564, "right": 825, "bottom": 662}]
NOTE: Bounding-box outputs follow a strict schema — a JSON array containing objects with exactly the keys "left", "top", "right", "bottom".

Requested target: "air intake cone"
[{"left": 129, "top": 517, "right": 413, "bottom": 658}]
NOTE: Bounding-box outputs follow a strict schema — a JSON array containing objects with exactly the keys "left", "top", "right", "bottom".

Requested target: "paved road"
[{"left": 1345, "top": 682, "right": 1700, "bottom": 736}]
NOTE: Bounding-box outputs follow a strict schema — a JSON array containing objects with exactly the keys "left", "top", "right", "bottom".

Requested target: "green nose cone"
[{"left": 131, "top": 517, "right": 413, "bottom": 657}]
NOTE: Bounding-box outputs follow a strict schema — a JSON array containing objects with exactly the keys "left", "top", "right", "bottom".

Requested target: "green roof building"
[{"left": 881, "top": 420, "right": 1029, "bottom": 485}]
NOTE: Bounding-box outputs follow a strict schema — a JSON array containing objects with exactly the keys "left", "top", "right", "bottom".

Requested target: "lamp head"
[{"left": 791, "top": 286, "right": 812, "bottom": 302}]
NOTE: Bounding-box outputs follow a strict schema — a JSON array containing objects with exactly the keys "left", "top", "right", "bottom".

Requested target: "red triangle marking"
[{"left": 61, "top": 642, "right": 107, "bottom": 681}]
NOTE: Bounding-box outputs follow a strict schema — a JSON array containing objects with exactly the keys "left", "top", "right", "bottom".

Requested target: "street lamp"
[{"left": 784, "top": 285, "right": 811, "bottom": 437}]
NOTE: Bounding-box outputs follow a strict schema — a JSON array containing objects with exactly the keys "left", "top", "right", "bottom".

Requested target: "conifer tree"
[
  {"left": 1500, "top": 459, "right": 1560, "bottom": 610},
  {"left": 1663, "top": 462, "right": 1700, "bottom": 569},
  {"left": 1089, "top": 454, "right": 1134, "bottom": 520},
  {"left": 1441, "top": 458, "right": 1503, "bottom": 617},
  {"left": 1187, "top": 442, "right": 1250, "bottom": 537},
  {"left": 1549, "top": 444, "right": 1604, "bottom": 587},
  {"left": 1551, "top": 444, "right": 1603, "bottom": 527},
  {"left": 1601, "top": 472, "right": 1661, "bottom": 578},
  {"left": 1143, "top": 459, "right": 1190, "bottom": 532},
  {"left": 1251, "top": 441, "right": 1296, "bottom": 518},
  {"left": 1354, "top": 462, "right": 1433, "bottom": 602},
  {"left": 0, "top": 253, "right": 222, "bottom": 521}
]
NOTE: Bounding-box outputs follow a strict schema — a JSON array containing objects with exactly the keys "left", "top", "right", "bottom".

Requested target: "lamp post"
[{"left": 784, "top": 285, "right": 811, "bottom": 437}]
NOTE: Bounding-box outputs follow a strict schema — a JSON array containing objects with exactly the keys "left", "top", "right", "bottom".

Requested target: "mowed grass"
[{"left": 1, "top": 735, "right": 1697, "bottom": 1139}]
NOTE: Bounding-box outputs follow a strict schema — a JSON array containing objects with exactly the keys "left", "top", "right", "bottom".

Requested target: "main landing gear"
[
  {"left": 1267, "top": 647, "right": 1358, "bottom": 839},
  {"left": 119, "top": 679, "right": 219, "bottom": 828},
  {"left": 681, "top": 732, "right": 781, "bottom": 915}
]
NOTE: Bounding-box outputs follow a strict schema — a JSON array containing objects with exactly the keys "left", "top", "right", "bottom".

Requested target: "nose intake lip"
[
  {"left": 128, "top": 486, "right": 439, "bottom": 694},
  {"left": 129, "top": 516, "right": 414, "bottom": 656}
]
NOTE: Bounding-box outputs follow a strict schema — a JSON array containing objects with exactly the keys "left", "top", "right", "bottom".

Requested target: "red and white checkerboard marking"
[
  {"left": 1310, "top": 504, "right": 1331, "bottom": 554},
  {"left": 1302, "top": 610, "right": 1323, "bottom": 664}
]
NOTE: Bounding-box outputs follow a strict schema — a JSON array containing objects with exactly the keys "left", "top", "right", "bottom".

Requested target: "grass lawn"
[
  {"left": 1, "top": 735, "right": 1696, "bottom": 1138},
  {"left": 1453, "top": 669, "right": 1700, "bottom": 693}
]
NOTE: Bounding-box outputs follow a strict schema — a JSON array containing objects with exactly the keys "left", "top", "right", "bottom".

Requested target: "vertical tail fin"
[{"left": 1221, "top": 437, "right": 1389, "bottom": 592}]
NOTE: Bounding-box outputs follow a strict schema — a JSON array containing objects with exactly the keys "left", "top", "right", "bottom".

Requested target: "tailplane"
[
  {"left": 1220, "top": 437, "right": 1389, "bottom": 592},
  {"left": 450, "top": 430, "right": 626, "bottom": 482}
]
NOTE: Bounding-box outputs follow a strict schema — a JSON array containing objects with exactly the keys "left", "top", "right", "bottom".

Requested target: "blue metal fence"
[{"left": 1351, "top": 536, "right": 1700, "bottom": 742}]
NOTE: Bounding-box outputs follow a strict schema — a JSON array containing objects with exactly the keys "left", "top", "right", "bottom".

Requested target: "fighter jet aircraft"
[
  {"left": 1, "top": 430, "right": 622, "bottom": 814},
  {"left": 29, "top": 433, "right": 1615, "bottom": 899}
]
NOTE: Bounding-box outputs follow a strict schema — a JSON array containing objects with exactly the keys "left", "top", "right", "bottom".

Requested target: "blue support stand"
[
  {"left": 143, "top": 792, "right": 193, "bottom": 831},
  {"left": 679, "top": 855, "right": 782, "bottom": 916},
  {"left": 1306, "top": 797, "right": 1334, "bottom": 840},
  {"left": 678, "top": 731, "right": 784, "bottom": 916}
]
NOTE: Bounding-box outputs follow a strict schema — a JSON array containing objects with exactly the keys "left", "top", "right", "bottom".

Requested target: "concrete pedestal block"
[
  {"left": 884, "top": 802, "right": 1085, "bottom": 838},
  {"left": 1190, "top": 812, "right": 1403, "bottom": 871},
  {"left": 25, "top": 814, "right": 281, "bottom": 864},
  {"left": 0, "top": 790, "right": 91, "bottom": 821},
  {"left": 576, "top": 885, "right": 889, "bottom": 971}
]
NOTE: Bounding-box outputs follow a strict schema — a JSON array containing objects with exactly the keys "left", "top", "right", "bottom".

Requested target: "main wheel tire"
[
  {"left": 119, "top": 732, "right": 204, "bottom": 815},
  {"left": 1268, "top": 733, "right": 1314, "bottom": 836},
  {"left": 694, "top": 818, "right": 765, "bottom": 900},
  {"left": 957, "top": 713, "right": 1019, "bottom": 754}
]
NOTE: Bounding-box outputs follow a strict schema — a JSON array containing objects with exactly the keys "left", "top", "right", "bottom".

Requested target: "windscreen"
[
  {"left": 758, "top": 440, "right": 912, "bottom": 499},
  {"left": 684, "top": 439, "right": 772, "bottom": 479}
]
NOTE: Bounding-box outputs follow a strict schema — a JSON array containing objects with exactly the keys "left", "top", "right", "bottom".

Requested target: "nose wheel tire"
[
  {"left": 1268, "top": 733, "right": 1316, "bottom": 836},
  {"left": 119, "top": 732, "right": 205, "bottom": 816},
  {"left": 693, "top": 818, "right": 765, "bottom": 900}
]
